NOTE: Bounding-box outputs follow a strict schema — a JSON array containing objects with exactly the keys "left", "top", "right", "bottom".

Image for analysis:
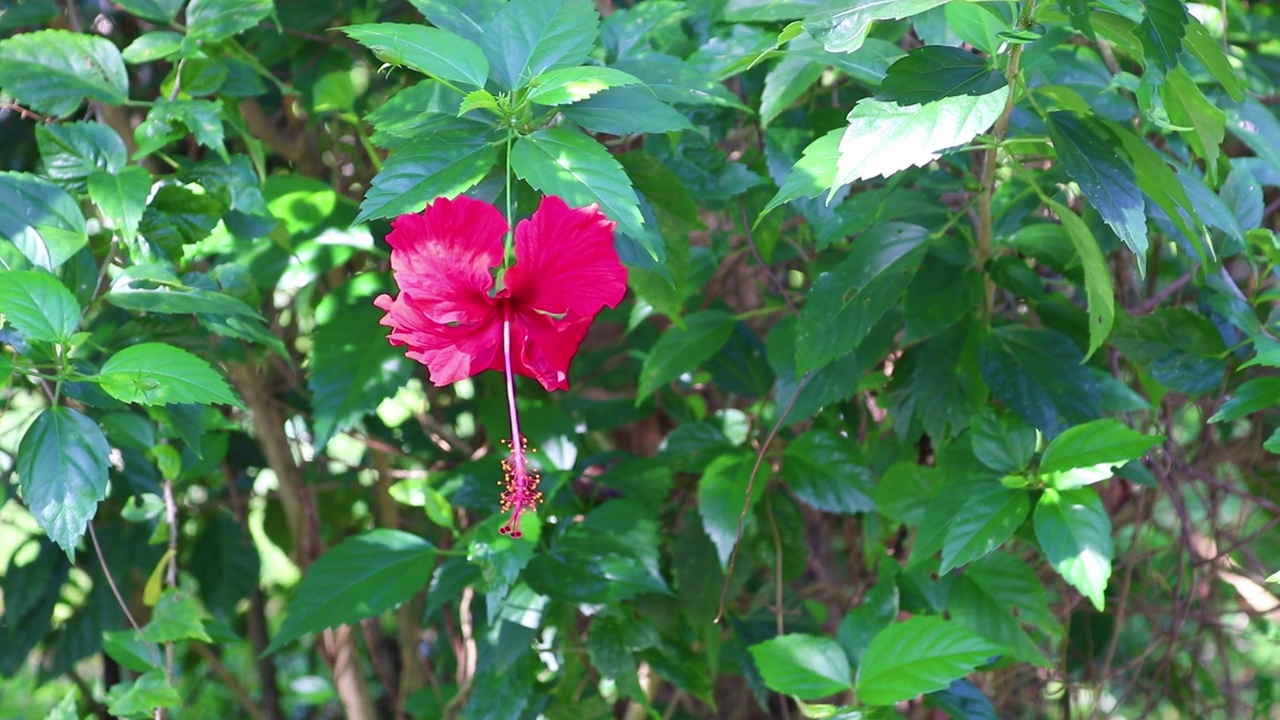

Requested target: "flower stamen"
[{"left": 498, "top": 306, "right": 542, "bottom": 538}]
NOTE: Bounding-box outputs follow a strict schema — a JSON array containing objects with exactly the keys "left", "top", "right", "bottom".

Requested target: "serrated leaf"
[
  {"left": 782, "top": 429, "right": 875, "bottom": 514},
  {"left": 0, "top": 29, "right": 128, "bottom": 117},
  {"left": 483, "top": 0, "right": 599, "bottom": 90},
  {"left": 1110, "top": 309, "right": 1225, "bottom": 397},
  {"left": 762, "top": 128, "right": 842, "bottom": 215},
  {"left": 134, "top": 99, "right": 226, "bottom": 158},
  {"left": 1160, "top": 65, "right": 1225, "bottom": 185},
  {"left": 342, "top": 23, "right": 489, "bottom": 89},
  {"left": 1039, "top": 418, "right": 1162, "bottom": 478},
  {"left": 98, "top": 342, "right": 239, "bottom": 407},
  {"left": 1034, "top": 488, "right": 1112, "bottom": 610},
  {"left": 795, "top": 222, "right": 929, "bottom": 373},
  {"left": 970, "top": 410, "right": 1036, "bottom": 474},
  {"left": 113, "top": 0, "right": 185, "bottom": 23},
  {"left": 941, "top": 488, "right": 1030, "bottom": 574},
  {"left": 856, "top": 616, "right": 1003, "bottom": 705},
  {"left": 102, "top": 631, "right": 161, "bottom": 672},
  {"left": 88, "top": 166, "right": 150, "bottom": 243},
  {"left": 611, "top": 53, "right": 749, "bottom": 110},
  {"left": 949, "top": 553, "right": 1061, "bottom": 666},
  {"left": 760, "top": 53, "right": 825, "bottom": 127},
  {"left": 121, "top": 31, "right": 187, "bottom": 65},
  {"left": 1183, "top": 17, "right": 1242, "bottom": 102},
  {"left": 1209, "top": 377, "right": 1280, "bottom": 423},
  {"left": 1137, "top": 0, "right": 1187, "bottom": 78},
  {"left": 104, "top": 266, "right": 261, "bottom": 318},
  {"left": 562, "top": 86, "right": 693, "bottom": 135},
  {"left": 106, "top": 669, "right": 181, "bottom": 719},
  {"left": 804, "top": 0, "right": 951, "bottom": 53},
  {"left": 980, "top": 326, "right": 1100, "bottom": 437},
  {"left": 697, "top": 452, "right": 757, "bottom": 568},
  {"left": 527, "top": 66, "right": 643, "bottom": 106},
  {"left": 510, "top": 127, "right": 651, "bottom": 258},
  {"left": 1044, "top": 199, "right": 1115, "bottom": 359},
  {"left": 184, "top": 0, "right": 274, "bottom": 42},
  {"left": 833, "top": 87, "right": 1008, "bottom": 189},
  {"left": 0, "top": 171, "right": 89, "bottom": 270},
  {"left": 749, "top": 634, "right": 853, "bottom": 699},
  {"left": 637, "top": 310, "right": 736, "bottom": 400},
  {"left": 16, "top": 407, "right": 110, "bottom": 559},
  {"left": 0, "top": 269, "right": 80, "bottom": 342},
  {"left": 876, "top": 45, "right": 1006, "bottom": 106},
  {"left": 356, "top": 131, "right": 499, "bottom": 224},
  {"left": 141, "top": 591, "right": 213, "bottom": 643},
  {"left": 36, "top": 122, "right": 127, "bottom": 191},
  {"left": 265, "top": 530, "right": 436, "bottom": 654},
  {"left": 1114, "top": 124, "right": 1204, "bottom": 268}
]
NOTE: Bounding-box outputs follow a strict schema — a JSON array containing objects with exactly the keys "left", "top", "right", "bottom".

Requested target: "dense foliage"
[{"left": 1, "top": 0, "right": 1278, "bottom": 717}]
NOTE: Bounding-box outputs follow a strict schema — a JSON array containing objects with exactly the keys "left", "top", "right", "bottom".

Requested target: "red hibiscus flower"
[{"left": 374, "top": 194, "right": 627, "bottom": 537}]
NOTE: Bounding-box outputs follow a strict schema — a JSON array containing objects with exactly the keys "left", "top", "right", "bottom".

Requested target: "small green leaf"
[
  {"left": 483, "top": 0, "right": 600, "bottom": 90},
  {"left": 876, "top": 46, "right": 1006, "bottom": 106},
  {"left": 949, "top": 552, "right": 1061, "bottom": 666},
  {"left": 105, "top": 265, "right": 261, "bottom": 318},
  {"left": 697, "top": 452, "right": 757, "bottom": 568},
  {"left": 749, "top": 634, "right": 853, "bottom": 699},
  {"left": 1137, "top": 0, "right": 1188, "bottom": 78},
  {"left": 134, "top": 99, "right": 226, "bottom": 158},
  {"left": 762, "top": 128, "right": 842, "bottom": 216},
  {"left": 184, "top": 0, "right": 274, "bottom": 41},
  {"left": 356, "top": 130, "right": 499, "bottom": 224},
  {"left": 760, "top": 53, "right": 825, "bottom": 128},
  {"left": 102, "top": 630, "right": 161, "bottom": 672},
  {"left": 856, "top": 616, "right": 1003, "bottom": 705},
  {"left": 637, "top": 310, "right": 736, "bottom": 401},
  {"left": 0, "top": 171, "right": 89, "bottom": 270},
  {"left": 1209, "top": 377, "right": 1280, "bottom": 423},
  {"left": 0, "top": 269, "right": 80, "bottom": 342},
  {"left": 141, "top": 590, "right": 213, "bottom": 644},
  {"left": 562, "top": 87, "right": 693, "bottom": 135},
  {"left": 16, "top": 407, "right": 111, "bottom": 559},
  {"left": 970, "top": 410, "right": 1037, "bottom": 474},
  {"left": 1034, "top": 488, "right": 1112, "bottom": 610},
  {"left": 804, "top": 0, "right": 951, "bottom": 53},
  {"left": 98, "top": 342, "right": 240, "bottom": 407},
  {"left": 940, "top": 488, "right": 1030, "bottom": 574},
  {"left": 527, "top": 66, "right": 643, "bottom": 106},
  {"left": 833, "top": 87, "right": 1008, "bottom": 189},
  {"left": 1160, "top": 65, "right": 1225, "bottom": 185},
  {"left": 0, "top": 29, "right": 128, "bottom": 117},
  {"left": 88, "top": 166, "right": 151, "bottom": 243},
  {"left": 795, "top": 223, "right": 929, "bottom": 373},
  {"left": 1044, "top": 199, "right": 1115, "bottom": 359},
  {"left": 342, "top": 23, "right": 489, "bottom": 89},
  {"left": 1183, "top": 17, "right": 1243, "bottom": 101},
  {"left": 106, "top": 669, "right": 181, "bottom": 719},
  {"left": 266, "top": 530, "right": 436, "bottom": 654},
  {"left": 1039, "top": 418, "right": 1162, "bottom": 476}
]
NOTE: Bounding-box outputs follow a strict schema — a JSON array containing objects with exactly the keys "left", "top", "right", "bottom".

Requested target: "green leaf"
[
  {"left": 106, "top": 669, "right": 181, "bottom": 719},
  {"left": 16, "top": 407, "right": 111, "bottom": 559},
  {"left": 310, "top": 305, "right": 414, "bottom": 451},
  {"left": 0, "top": 29, "right": 128, "bottom": 117},
  {"left": 749, "top": 634, "right": 853, "bottom": 699},
  {"left": 875, "top": 46, "right": 1006, "bottom": 106},
  {"left": 980, "top": 326, "right": 1100, "bottom": 437},
  {"left": 484, "top": 0, "right": 599, "bottom": 90},
  {"left": 562, "top": 87, "right": 693, "bottom": 135},
  {"left": 102, "top": 630, "right": 160, "bottom": 672},
  {"left": 760, "top": 54, "right": 825, "bottom": 128},
  {"left": 1046, "top": 112, "right": 1148, "bottom": 270},
  {"left": 265, "top": 530, "right": 436, "bottom": 654},
  {"left": 98, "top": 342, "right": 240, "bottom": 407},
  {"left": 88, "top": 167, "right": 150, "bottom": 243},
  {"left": 141, "top": 591, "right": 213, "bottom": 643},
  {"left": 134, "top": 99, "right": 227, "bottom": 158},
  {"left": 1034, "top": 488, "right": 1112, "bottom": 610},
  {"left": 637, "top": 310, "right": 736, "bottom": 401},
  {"left": 804, "top": 0, "right": 951, "bottom": 53},
  {"left": 762, "top": 128, "right": 841, "bottom": 215},
  {"left": 1209, "top": 377, "right": 1280, "bottom": 423},
  {"left": 527, "top": 66, "right": 643, "bottom": 106},
  {"left": 1137, "top": 0, "right": 1188, "bottom": 78},
  {"left": 184, "top": 0, "right": 273, "bottom": 41},
  {"left": 1044, "top": 199, "right": 1115, "bottom": 359},
  {"left": 510, "top": 127, "right": 650, "bottom": 258},
  {"left": 725, "top": 0, "right": 823, "bottom": 21},
  {"left": 1057, "top": 0, "right": 1095, "bottom": 40},
  {"left": 697, "top": 452, "right": 757, "bottom": 568},
  {"left": 1183, "top": 17, "right": 1243, "bottom": 102},
  {"left": 0, "top": 269, "right": 80, "bottom": 342},
  {"left": 36, "top": 122, "right": 127, "bottom": 191},
  {"left": 940, "top": 488, "right": 1030, "bottom": 574},
  {"left": 782, "top": 429, "right": 875, "bottom": 514},
  {"left": 342, "top": 23, "right": 489, "bottom": 89},
  {"left": 1110, "top": 309, "right": 1225, "bottom": 397},
  {"left": 833, "top": 87, "right": 1008, "bottom": 188},
  {"left": 1039, "top": 418, "right": 1162, "bottom": 477},
  {"left": 1114, "top": 124, "right": 1204, "bottom": 266},
  {"left": 856, "top": 616, "right": 1002, "bottom": 705},
  {"left": 0, "top": 171, "right": 89, "bottom": 270},
  {"left": 356, "top": 130, "right": 499, "bottom": 224},
  {"left": 795, "top": 223, "right": 929, "bottom": 373},
  {"left": 1160, "top": 65, "right": 1225, "bottom": 185},
  {"left": 969, "top": 410, "right": 1036, "bottom": 474},
  {"left": 611, "top": 53, "right": 749, "bottom": 110},
  {"left": 949, "top": 552, "right": 1060, "bottom": 666},
  {"left": 104, "top": 265, "right": 261, "bottom": 318},
  {"left": 113, "top": 0, "right": 185, "bottom": 23}
]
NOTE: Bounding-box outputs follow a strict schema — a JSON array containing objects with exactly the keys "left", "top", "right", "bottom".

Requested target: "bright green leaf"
[
  {"left": 184, "top": 0, "right": 274, "bottom": 42},
  {"left": 760, "top": 54, "right": 825, "bottom": 127},
  {"left": 856, "top": 616, "right": 1003, "bottom": 705},
  {"left": 98, "top": 342, "right": 240, "bottom": 407},
  {"left": 356, "top": 130, "right": 499, "bottom": 224},
  {"left": 749, "top": 634, "right": 853, "bottom": 699},
  {"left": 1044, "top": 199, "right": 1115, "bottom": 359},
  {"left": 1209, "top": 377, "right": 1280, "bottom": 423},
  {"left": 1039, "top": 418, "right": 1162, "bottom": 475},
  {"left": 804, "top": 0, "right": 951, "bottom": 53},
  {"left": 762, "top": 128, "right": 842, "bottom": 215},
  {"left": 1183, "top": 17, "right": 1243, "bottom": 101},
  {"left": 527, "top": 66, "right": 643, "bottom": 106},
  {"left": 940, "top": 487, "right": 1030, "bottom": 574},
  {"left": 141, "top": 591, "right": 213, "bottom": 644},
  {"left": 16, "top": 407, "right": 110, "bottom": 559},
  {"left": 113, "top": 0, "right": 185, "bottom": 23},
  {"left": 0, "top": 29, "right": 128, "bottom": 117},
  {"left": 105, "top": 669, "right": 181, "bottom": 719},
  {"left": 782, "top": 429, "right": 875, "bottom": 515},
  {"left": 36, "top": 122, "right": 127, "bottom": 191},
  {"left": 484, "top": 0, "right": 599, "bottom": 90},
  {"left": 0, "top": 171, "right": 89, "bottom": 270},
  {"left": 0, "top": 270, "right": 80, "bottom": 342},
  {"left": 88, "top": 166, "right": 151, "bottom": 243},
  {"left": 637, "top": 310, "right": 736, "bottom": 401},
  {"left": 1160, "top": 65, "right": 1225, "bottom": 185},
  {"left": 1034, "top": 488, "right": 1112, "bottom": 610},
  {"left": 697, "top": 452, "right": 757, "bottom": 568},
  {"left": 342, "top": 23, "right": 490, "bottom": 89}
]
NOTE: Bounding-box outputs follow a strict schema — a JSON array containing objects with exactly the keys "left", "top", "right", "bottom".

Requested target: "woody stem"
[{"left": 502, "top": 304, "right": 524, "bottom": 472}]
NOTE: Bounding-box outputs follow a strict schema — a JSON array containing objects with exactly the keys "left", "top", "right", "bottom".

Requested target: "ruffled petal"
[
  {"left": 387, "top": 196, "right": 506, "bottom": 325},
  {"left": 507, "top": 309, "right": 593, "bottom": 391},
  {"left": 504, "top": 196, "right": 627, "bottom": 321},
  {"left": 374, "top": 292, "right": 503, "bottom": 387}
]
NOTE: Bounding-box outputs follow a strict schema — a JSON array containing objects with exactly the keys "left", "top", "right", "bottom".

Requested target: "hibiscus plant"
[{"left": 0, "top": 0, "right": 1276, "bottom": 718}]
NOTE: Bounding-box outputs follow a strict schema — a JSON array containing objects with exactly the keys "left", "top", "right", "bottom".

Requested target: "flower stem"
[{"left": 502, "top": 308, "right": 524, "bottom": 466}]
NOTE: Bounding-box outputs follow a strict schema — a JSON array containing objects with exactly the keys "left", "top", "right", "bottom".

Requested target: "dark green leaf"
[
  {"left": 782, "top": 429, "right": 875, "bottom": 514},
  {"left": 1034, "top": 488, "right": 1112, "bottom": 610},
  {"left": 88, "top": 167, "right": 150, "bottom": 243},
  {"left": 927, "top": 680, "right": 1001, "bottom": 719},
  {"left": 970, "top": 410, "right": 1036, "bottom": 474},
  {"left": 141, "top": 591, "right": 212, "bottom": 643},
  {"left": 16, "top": 407, "right": 111, "bottom": 558},
  {"left": 102, "top": 631, "right": 160, "bottom": 672},
  {"left": 1160, "top": 66, "right": 1224, "bottom": 185},
  {"left": 760, "top": 54, "right": 825, "bottom": 127},
  {"left": 113, "top": 0, "right": 185, "bottom": 23},
  {"left": 1056, "top": 0, "right": 1095, "bottom": 40},
  {"left": 1209, "top": 377, "right": 1280, "bottom": 423},
  {"left": 483, "top": 0, "right": 599, "bottom": 90},
  {"left": 1137, "top": 0, "right": 1188, "bottom": 78},
  {"left": 356, "top": 130, "right": 499, "bottom": 224},
  {"left": 36, "top": 122, "right": 127, "bottom": 191},
  {"left": 408, "top": 0, "right": 501, "bottom": 45},
  {"left": 1045, "top": 199, "right": 1115, "bottom": 358},
  {"left": 98, "top": 342, "right": 240, "bottom": 407},
  {"left": 310, "top": 305, "right": 413, "bottom": 450},
  {"left": 0, "top": 29, "right": 128, "bottom": 117},
  {"left": 266, "top": 530, "right": 436, "bottom": 653},
  {"left": 941, "top": 487, "right": 1030, "bottom": 574},
  {"left": 1110, "top": 309, "right": 1226, "bottom": 397},
  {"left": 980, "top": 326, "right": 1100, "bottom": 437},
  {"left": 134, "top": 99, "right": 226, "bottom": 158},
  {"left": 105, "top": 265, "right": 261, "bottom": 318},
  {"left": 1114, "top": 125, "right": 1203, "bottom": 267},
  {"left": 856, "top": 616, "right": 1002, "bottom": 705},
  {"left": 0, "top": 171, "right": 89, "bottom": 270},
  {"left": 725, "top": 0, "right": 823, "bottom": 21},
  {"left": 0, "top": 269, "right": 80, "bottom": 342},
  {"left": 876, "top": 46, "right": 1006, "bottom": 106},
  {"left": 949, "top": 552, "right": 1060, "bottom": 666},
  {"left": 697, "top": 452, "right": 757, "bottom": 568},
  {"left": 795, "top": 222, "right": 930, "bottom": 373},
  {"left": 191, "top": 510, "right": 260, "bottom": 619},
  {"left": 105, "top": 669, "right": 181, "bottom": 719},
  {"left": 342, "top": 23, "right": 489, "bottom": 89},
  {"left": 804, "top": 0, "right": 951, "bottom": 53},
  {"left": 637, "top": 310, "right": 736, "bottom": 400},
  {"left": 749, "top": 634, "right": 853, "bottom": 699},
  {"left": 184, "top": 0, "right": 274, "bottom": 41},
  {"left": 611, "top": 53, "right": 749, "bottom": 110},
  {"left": 562, "top": 87, "right": 693, "bottom": 135}
]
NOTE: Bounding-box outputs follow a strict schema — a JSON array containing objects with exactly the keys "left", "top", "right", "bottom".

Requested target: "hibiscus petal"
[
  {"left": 508, "top": 309, "right": 593, "bottom": 391},
  {"left": 374, "top": 292, "right": 503, "bottom": 387},
  {"left": 387, "top": 196, "right": 506, "bottom": 325},
  {"left": 505, "top": 196, "right": 628, "bottom": 321}
]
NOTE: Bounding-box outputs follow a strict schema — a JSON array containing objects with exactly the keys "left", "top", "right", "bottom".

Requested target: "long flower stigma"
[{"left": 498, "top": 307, "right": 541, "bottom": 538}]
